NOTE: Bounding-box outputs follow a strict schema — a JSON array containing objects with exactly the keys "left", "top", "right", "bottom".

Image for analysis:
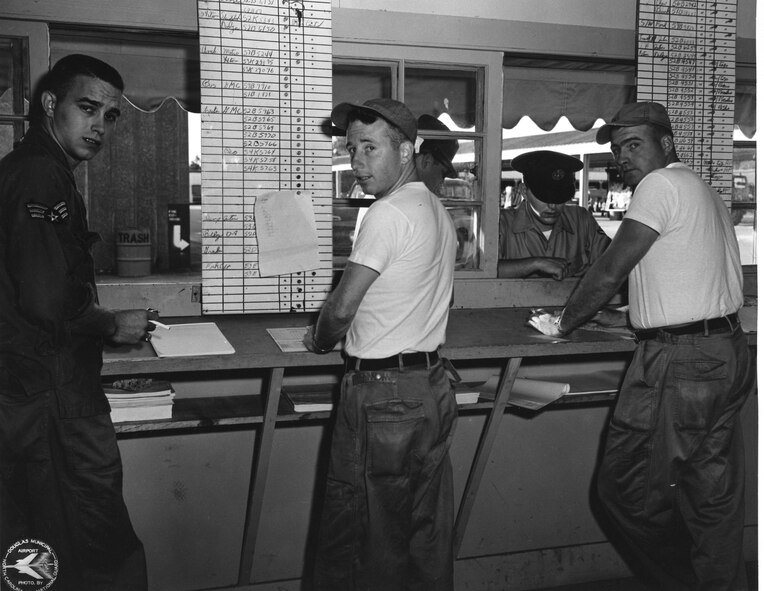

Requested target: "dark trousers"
[
  {"left": 314, "top": 360, "right": 458, "bottom": 591},
  {"left": 597, "top": 325, "right": 753, "bottom": 591},
  {"left": 0, "top": 387, "right": 146, "bottom": 591}
]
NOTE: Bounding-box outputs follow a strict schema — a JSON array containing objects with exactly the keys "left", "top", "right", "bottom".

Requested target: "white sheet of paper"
[
  {"left": 254, "top": 190, "right": 320, "bottom": 277},
  {"left": 266, "top": 327, "right": 342, "bottom": 353},
  {"left": 478, "top": 374, "right": 569, "bottom": 410},
  {"left": 150, "top": 323, "right": 235, "bottom": 357}
]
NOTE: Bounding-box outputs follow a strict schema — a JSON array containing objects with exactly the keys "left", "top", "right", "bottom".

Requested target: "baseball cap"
[
  {"left": 417, "top": 115, "right": 458, "bottom": 178},
  {"left": 596, "top": 101, "right": 674, "bottom": 144},
  {"left": 331, "top": 98, "right": 418, "bottom": 143},
  {"left": 511, "top": 150, "right": 583, "bottom": 204}
]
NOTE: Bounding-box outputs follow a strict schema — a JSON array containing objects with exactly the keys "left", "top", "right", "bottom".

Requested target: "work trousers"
[
  {"left": 597, "top": 324, "right": 753, "bottom": 591},
  {"left": 0, "top": 386, "right": 147, "bottom": 591},
  {"left": 313, "top": 360, "right": 458, "bottom": 591}
]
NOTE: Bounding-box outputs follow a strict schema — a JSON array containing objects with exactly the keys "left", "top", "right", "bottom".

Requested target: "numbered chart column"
[
  {"left": 637, "top": 0, "right": 736, "bottom": 206},
  {"left": 198, "top": 0, "right": 333, "bottom": 314}
]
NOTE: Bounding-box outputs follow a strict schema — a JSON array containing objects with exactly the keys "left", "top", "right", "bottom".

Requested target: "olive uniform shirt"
[{"left": 499, "top": 200, "right": 611, "bottom": 277}]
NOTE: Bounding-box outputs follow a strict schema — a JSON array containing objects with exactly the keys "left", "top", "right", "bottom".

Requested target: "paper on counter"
[
  {"left": 150, "top": 323, "right": 235, "bottom": 357},
  {"left": 476, "top": 374, "right": 569, "bottom": 411},
  {"left": 267, "top": 327, "right": 342, "bottom": 353},
  {"left": 254, "top": 190, "right": 320, "bottom": 276}
]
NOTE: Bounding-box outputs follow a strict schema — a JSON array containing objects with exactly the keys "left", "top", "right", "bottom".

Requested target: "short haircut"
[
  {"left": 346, "top": 107, "right": 407, "bottom": 149},
  {"left": 646, "top": 122, "right": 674, "bottom": 142},
  {"left": 30, "top": 54, "right": 124, "bottom": 126}
]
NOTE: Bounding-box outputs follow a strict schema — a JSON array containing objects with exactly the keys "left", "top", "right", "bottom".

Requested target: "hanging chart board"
[
  {"left": 198, "top": 0, "right": 333, "bottom": 313},
  {"left": 636, "top": 0, "right": 736, "bottom": 204}
]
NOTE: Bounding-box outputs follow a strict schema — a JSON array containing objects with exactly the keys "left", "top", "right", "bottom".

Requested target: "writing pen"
[{"left": 149, "top": 320, "right": 171, "bottom": 330}]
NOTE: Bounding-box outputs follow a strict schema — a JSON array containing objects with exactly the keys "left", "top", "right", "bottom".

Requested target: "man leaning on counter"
[{"left": 529, "top": 101, "right": 754, "bottom": 591}]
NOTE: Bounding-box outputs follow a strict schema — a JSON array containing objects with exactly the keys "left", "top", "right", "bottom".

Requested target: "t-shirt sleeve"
[
  {"left": 624, "top": 172, "right": 678, "bottom": 235},
  {"left": 349, "top": 202, "right": 407, "bottom": 273}
]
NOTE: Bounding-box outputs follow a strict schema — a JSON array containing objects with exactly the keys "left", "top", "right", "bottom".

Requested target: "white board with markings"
[
  {"left": 636, "top": 0, "right": 736, "bottom": 203},
  {"left": 198, "top": 0, "right": 333, "bottom": 314}
]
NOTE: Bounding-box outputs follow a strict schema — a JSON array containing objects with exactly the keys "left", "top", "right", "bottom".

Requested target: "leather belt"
[
  {"left": 633, "top": 313, "right": 739, "bottom": 342},
  {"left": 345, "top": 351, "right": 439, "bottom": 371}
]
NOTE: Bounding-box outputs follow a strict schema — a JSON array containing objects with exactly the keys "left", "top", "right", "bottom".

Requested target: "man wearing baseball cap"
[
  {"left": 415, "top": 114, "right": 459, "bottom": 194},
  {"left": 305, "top": 98, "right": 458, "bottom": 590},
  {"left": 498, "top": 150, "right": 611, "bottom": 279},
  {"left": 529, "top": 102, "right": 753, "bottom": 590}
]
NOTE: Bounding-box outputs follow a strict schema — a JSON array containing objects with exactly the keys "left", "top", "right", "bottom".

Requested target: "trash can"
[{"left": 116, "top": 228, "right": 151, "bottom": 277}]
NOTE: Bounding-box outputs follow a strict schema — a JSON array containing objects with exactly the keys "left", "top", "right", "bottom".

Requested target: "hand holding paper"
[{"left": 527, "top": 310, "right": 564, "bottom": 337}]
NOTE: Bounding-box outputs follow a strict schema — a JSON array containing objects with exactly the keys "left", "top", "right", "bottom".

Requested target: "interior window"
[
  {"left": 732, "top": 140, "right": 756, "bottom": 265},
  {"left": 0, "top": 35, "right": 31, "bottom": 158},
  {"left": 332, "top": 60, "right": 485, "bottom": 271}
]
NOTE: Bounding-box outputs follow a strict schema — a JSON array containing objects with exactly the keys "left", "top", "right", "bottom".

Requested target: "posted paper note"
[{"left": 254, "top": 190, "right": 320, "bottom": 277}]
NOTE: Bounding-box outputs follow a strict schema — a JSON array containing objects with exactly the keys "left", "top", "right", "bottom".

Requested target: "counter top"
[{"left": 102, "top": 307, "right": 637, "bottom": 375}]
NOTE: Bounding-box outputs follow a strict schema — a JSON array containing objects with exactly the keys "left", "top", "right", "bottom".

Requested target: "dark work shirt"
[
  {"left": 0, "top": 127, "right": 113, "bottom": 417},
  {"left": 499, "top": 200, "right": 611, "bottom": 277}
]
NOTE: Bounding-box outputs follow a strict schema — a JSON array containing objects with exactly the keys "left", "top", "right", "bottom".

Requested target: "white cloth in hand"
[{"left": 527, "top": 312, "right": 563, "bottom": 337}]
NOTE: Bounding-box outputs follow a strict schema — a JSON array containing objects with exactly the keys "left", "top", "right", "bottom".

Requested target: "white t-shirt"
[
  {"left": 346, "top": 181, "right": 457, "bottom": 358},
  {"left": 624, "top": 162, "right": 743, "bottom": 329}
]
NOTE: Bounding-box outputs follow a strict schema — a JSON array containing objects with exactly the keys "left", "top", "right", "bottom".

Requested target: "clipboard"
[{"left": 150, "top": 323, "right": 236, "bottom": 358}]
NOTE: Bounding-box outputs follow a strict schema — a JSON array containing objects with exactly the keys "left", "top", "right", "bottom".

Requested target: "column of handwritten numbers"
[
  {"left": 637, "top": 0, "right": 664, "bottom": 105},
  {"left": 708, "top": 0, "right": 736, "bottom": 203},
  {"left": 301, "top": 1, "right": 333, "bottom": 311},
  {"left": 218, "top": 1, "right": 246, "bottom": 313},
  {"left": 670, "top": 0, "right": 704, "bottom": 170},
  {"left": 241, "top": 0, "right": 281, "bottom": 312},
  {"left": 691, "top": 0, "right": 713, "bottom": 179},
  {"left": 198, "top": 0, "right": 225, "bottom": 313}
]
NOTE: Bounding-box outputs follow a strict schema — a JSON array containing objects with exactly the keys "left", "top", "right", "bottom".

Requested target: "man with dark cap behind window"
[
  {"left": 498, "top": 150, "right": 611, "bottom": 279},
  {"left": 415, "top": 114, "right": 459, "bottom": 194}
]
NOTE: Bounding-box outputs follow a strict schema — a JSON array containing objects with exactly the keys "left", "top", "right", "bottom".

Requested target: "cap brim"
[
  {"left": 596, "top": 124, "right": 617, "bottom": 144},
  {"left": 330, "top": 102, "right": 357, "bottom": 133},
  {"left": 439, "top": 158, "right": 457, "bottom": 178}
]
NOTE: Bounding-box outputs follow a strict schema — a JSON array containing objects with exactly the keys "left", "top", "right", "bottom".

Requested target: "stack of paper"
[
  {"left": 104, "top": 378, "right": 175, "bottom": 423},
  {"left": 461, "top": 375, "right": 570, "bottom": 410}
]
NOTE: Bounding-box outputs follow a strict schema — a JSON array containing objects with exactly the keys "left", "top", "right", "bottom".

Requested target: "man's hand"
[
  {"left": 534, "top": 257, "right": 570, "bottom": 280},
  {"left": 303, "top": 325, "right": 317, "bottom": 352},
  {"left": 303, "top": 324, "right": 334, "bottom": 354},
  {"left": 109, "top": 309, "right": 158, "bottom": 345},
  {"left": 527, "top": 309, "right": 564, "bottom": 337},
  {"left": 591, "top": 306, "right": 629, "bottom": 327}
]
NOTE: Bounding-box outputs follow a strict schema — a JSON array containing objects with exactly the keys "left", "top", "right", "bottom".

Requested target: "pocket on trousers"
[
  {"left": 602, "top": 428, "right": 651, "bottom": 510},
  {"left": 366, "top": 399, "right": 424, "bottom": 477},
  {"left": 670, "top": 359, "right": 727, "bottom": 431}
]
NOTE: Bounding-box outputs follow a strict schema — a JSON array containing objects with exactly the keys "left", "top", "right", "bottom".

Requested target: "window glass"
[
  {"left": 333, "top": 63, "right": 394, "bottom": 107},
  {"left": 0, "top": 35, "right": 30, "bottom": 157},
  {"left": 332, "top": 61, "right": 485, "bottom": 272},
  {"left": 404, "top": 66, "right": 478, "bottom": 130},
  {"left": 733, "top": 142, "right": 756, "bottom": 265}
]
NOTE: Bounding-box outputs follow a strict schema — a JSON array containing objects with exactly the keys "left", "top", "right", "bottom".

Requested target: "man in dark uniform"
[
  {"left": 415, "top": 114, "right": 459, "bottom": 195},
  {"left": 498, "top": 150, "right": 611, "bottom": 279},
  {"left": 0, "top": 54, "right": 157, "bottom": 590}
]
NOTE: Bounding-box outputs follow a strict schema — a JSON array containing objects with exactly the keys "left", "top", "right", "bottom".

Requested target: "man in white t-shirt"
[
  {"left": 528, "top": 102, "right": 753, "bottom": 590},
  {"left": 305, "top": 98, "right": 457, "bottom": 590}
]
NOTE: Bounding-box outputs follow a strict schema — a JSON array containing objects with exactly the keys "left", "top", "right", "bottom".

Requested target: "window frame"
[
  {"left": 0, "top": 20, "right": 48, "bottom": 150},
  {"left": 333, "top": 41, "right": 504, "bottom": 280}
]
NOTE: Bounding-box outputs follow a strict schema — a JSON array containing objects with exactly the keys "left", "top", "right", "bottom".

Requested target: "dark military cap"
[
  {"left": 417, "top": 115, "right": 458, "bottom": 178},
  {"left": 511, "top": 150, "right": 584, "bottom": 204}
]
